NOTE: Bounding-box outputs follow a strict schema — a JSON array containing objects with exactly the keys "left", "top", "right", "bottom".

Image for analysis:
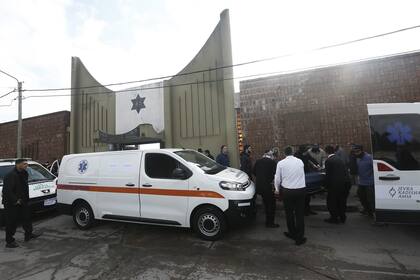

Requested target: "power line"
[
  {"left": 0, "top": 68, "right": 23, "bottom": 158},
  {"left": 0, "top": 88, "right": 16, "bottom": 99},
  {"left": 23, "top": 23, "right": 420, "bottom": 93},
  {"left": 0, "top": 69, "right": 19, "bottom": 83},
  {"left": 23, "top": 48, "right": 420, "bottom": 100}
]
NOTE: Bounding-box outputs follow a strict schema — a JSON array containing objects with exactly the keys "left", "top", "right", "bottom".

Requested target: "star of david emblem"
[
  {"left": 389, "top": 187, "right": 396, "bottom": 198},
  {"left": 78, "top": 160, "right": 88, "bottom": 174},
  {"left": 131, "top": 94, "right": 146, "bottom": 114}
]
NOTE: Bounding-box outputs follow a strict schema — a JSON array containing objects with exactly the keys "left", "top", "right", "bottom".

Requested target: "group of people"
[{"left": 238, "top": 143, "right": 375, "bottom": 246}]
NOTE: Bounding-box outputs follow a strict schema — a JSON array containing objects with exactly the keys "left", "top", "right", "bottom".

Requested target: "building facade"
[
  {"left": 240, "top": 51, "right": 420, "bottom": 158},
  {"left": 0, "top": 111, "right": 70, "bottom": 164},
  {"left": 70, "top": 9, "right": 239, "bottom": 167}
]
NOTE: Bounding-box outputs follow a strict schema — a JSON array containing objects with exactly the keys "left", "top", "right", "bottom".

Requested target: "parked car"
[
  {"left": 305, "top": 171, "right": 326, "bottom": 195},
  {"left": 0, "top": 159, "right": 58, "bottom": 225}
]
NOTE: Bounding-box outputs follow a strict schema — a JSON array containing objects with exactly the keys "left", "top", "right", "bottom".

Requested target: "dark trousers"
[
  {"left": 5, "top": 204, "right": 33, "bottom": 244},
  {"left": 282, "top": 188, "right": 306, "bottom": 240},
  {"left": 259, "top": 189, "right": 276, "bottom": 225},
  {"left": 304, "top": 195, "right": 312, "bottom": 214},
  {"left": 327, "top": 187, "right": 348, "bottom": 221},
  {"left": 357, "top": 185, "right": 375, "bottom": 214}
]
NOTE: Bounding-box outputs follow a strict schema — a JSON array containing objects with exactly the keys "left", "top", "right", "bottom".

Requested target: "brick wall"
[
  {"left": 240, "top": 52, "right": 420, "bottom": 158},
  {"left": 0, "top": 111, "right": 70, "bottom": 164}
]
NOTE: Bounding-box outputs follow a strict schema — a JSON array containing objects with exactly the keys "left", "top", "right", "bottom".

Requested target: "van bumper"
[
  {"left": 27, "top": 194, "right": 58, "bottom": 213},
  {"left": 225, "top": 198, "right": 256, "bottom": 225},
  {"left": 376, "top": 209, "right": 420, "bottom": 225}
]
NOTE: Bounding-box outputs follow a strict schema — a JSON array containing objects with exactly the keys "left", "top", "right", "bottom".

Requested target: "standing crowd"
[{"left": 211, "top": 142, "right": 374, "bottom": 246}]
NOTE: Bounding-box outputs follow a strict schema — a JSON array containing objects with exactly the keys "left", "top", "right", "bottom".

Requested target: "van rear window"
[{"left": 369, "top": 114, "right": 420, "bottom": 170}]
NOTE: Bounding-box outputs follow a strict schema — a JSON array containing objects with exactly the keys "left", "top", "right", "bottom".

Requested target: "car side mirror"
[{"left": 172, "top": 168, "right": 187, "bottom": 179}]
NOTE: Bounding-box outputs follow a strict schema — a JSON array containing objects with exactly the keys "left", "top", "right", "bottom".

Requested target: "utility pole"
[
  {"left": 0, "top": 69, "right": 22, "bottom": 158},
  {"left": 17, "top": 81, "right": 23, "bottom": 157}
]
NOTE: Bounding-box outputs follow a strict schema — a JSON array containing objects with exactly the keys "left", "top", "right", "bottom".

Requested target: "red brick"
[
  {"left": 239, "top": 52, "right": 420, "bottom": 158},
  {"left": 0, "top": 111, "right": 70, "bottom": 164}
]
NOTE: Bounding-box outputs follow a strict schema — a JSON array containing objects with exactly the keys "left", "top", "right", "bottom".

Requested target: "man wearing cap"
[
  {"left": 2, "top": 159, "right": 40, "bottom": 248},
  {"left": 353, "top": 145, "right": 375, "bottom": 217}
]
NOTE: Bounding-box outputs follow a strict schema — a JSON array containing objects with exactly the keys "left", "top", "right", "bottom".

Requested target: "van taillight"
[{"left": 377, "top": 162, "right": 393, "bottom": 171}]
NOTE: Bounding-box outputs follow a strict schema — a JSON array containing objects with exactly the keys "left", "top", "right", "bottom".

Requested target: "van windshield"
[
  {"left": 0, "top": 163, "right": 55, "bottom": 186},
  {"left": 175, "top": 150, "right": 226, "bottom": 175}
]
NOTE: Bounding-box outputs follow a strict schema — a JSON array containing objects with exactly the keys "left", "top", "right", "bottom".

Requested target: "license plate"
[{"left": 44, "top": 197, "right": 57, "bottom": 206}]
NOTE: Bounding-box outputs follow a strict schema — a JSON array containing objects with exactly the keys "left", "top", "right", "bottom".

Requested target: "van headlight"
[{"left": 219, "top": 181, "right": 246, "bottom": 191}]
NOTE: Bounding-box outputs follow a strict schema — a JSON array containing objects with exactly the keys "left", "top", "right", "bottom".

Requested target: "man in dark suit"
[
  {"left": 324, "top": 145, "right": 351, "bottom": 224},
  {"left": 2, "top": 159, "right": 40, "bottom": 248},
  {"left": 240, "top": 144, "right": 253, "bottom": 179},
  {"left": 253, "top": 150, "right": 278, "bottom": 228}
]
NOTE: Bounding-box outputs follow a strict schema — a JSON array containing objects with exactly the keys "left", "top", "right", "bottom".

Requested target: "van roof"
[
  {"left": 367, "top": 102, "right": 420, "bottom": 106},
  {"left": 62, "top": 148, "right": 191, "bottom": 158}
]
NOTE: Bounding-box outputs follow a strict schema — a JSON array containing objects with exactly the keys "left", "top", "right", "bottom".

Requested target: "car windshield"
[
  {"left": 175, "top": 150, "right": 226, "bottom": 175},
  {"left": 0, "top": 163, "right": 55, "bottom": 185}
]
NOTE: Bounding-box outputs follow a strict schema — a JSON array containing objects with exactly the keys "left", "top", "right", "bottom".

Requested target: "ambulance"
[
  {"left": 368, "top": 103, "right": 420, "bottom": 224},
  {"left": 57, "top": 149, "right": 255, "bottom": 240}
]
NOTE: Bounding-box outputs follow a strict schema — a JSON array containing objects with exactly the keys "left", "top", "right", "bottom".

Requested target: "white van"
[
  {"left": 57, "top": 149, "right": 255, "bottom": 240},
  {"left": 368, "top": 103, "right": 420, "bottom": 224},
  {"left": 0, "top": 159, "right": 57, "bottom": 224}
]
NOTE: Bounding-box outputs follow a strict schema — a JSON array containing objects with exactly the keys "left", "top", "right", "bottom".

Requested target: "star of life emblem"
[{"left": 78, "top": 160, "right": 88, "bottom": 174}]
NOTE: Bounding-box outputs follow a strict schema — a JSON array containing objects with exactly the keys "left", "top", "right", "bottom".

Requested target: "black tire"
[
  {"left": 192, "top": 206, "right": 227, "bottom": 241},
  {"left": 72, "top": 201, "right": 95, "bottom": 230}
]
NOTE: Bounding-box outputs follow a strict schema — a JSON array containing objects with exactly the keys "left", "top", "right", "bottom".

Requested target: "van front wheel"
[
  {"left": 73, "top": 202, "right": 94, "bottom": 230},
  {"left": 192, "top": 207, "right": 226, "bottom": 241}
]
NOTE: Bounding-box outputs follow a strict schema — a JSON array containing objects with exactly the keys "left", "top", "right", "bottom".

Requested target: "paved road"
[{"left": 0, "top": 204, "right": 420, "bottom": 280}]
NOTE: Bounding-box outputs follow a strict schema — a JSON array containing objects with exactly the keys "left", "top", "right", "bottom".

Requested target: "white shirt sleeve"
[{"left": 274, "top": 161, "right": 282, "bottom": 192}]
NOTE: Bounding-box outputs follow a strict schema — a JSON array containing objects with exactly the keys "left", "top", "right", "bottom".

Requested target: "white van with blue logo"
[
  {"left": 57, "top": 149, "right": 256, "bottom": 240},
  {"left": 0, "top": 159, "right": 58, "bottom": 224},
  {"left": 368, "top": 103, "right": 420, "bottom": 224}
]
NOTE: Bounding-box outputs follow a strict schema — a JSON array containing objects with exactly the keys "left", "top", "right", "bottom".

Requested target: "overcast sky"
[{"left": 1, "top": 0, "right": 420, "bottom": 122}]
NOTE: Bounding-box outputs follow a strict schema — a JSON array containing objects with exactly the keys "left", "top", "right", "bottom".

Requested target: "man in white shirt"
[{"left": 275, "top": 146, "right": 307, "bottom": 246}]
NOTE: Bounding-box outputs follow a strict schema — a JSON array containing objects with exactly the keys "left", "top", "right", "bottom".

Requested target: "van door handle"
[
  {"left": 142, "top": 183, "right": 153, "bottom": 187},
  {"left": 125, "top": 183, "right": 135, "bottom": 187},
  {"left": 379, "top": 175, "right": 400, "bottom": 181}
]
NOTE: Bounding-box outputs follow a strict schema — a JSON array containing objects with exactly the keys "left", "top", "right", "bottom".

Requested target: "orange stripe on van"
[{"left": 57, "top": 184, "right": 224, "bottom": 198}]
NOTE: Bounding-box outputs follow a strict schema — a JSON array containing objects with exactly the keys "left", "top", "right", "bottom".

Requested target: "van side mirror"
[{"left": 172, "top": 168, "right": 187, "bottom": 180}]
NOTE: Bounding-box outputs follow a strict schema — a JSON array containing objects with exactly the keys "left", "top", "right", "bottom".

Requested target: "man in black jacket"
[
  {"left": 324, "top": 146, "right": 351, "bottom": 224},
  {"left": 253, "top": 150, "right": 278, "bottom": 227},
  {"left": 240, "top": 144, "right": 253, "bottom": 179},
  {"left": 2, "top": 159, "right": 40, "bottom": 248}
]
